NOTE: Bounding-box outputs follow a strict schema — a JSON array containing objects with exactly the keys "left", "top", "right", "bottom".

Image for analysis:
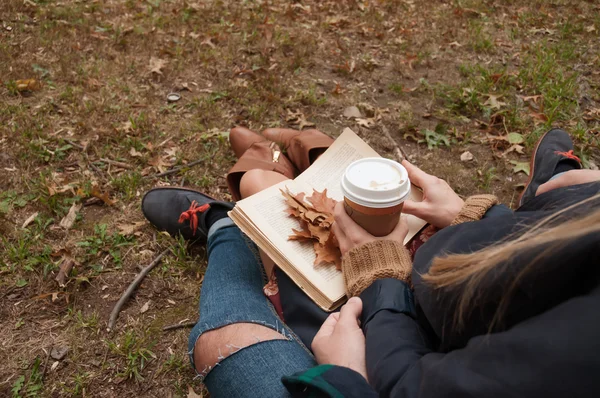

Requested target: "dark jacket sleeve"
[{"left": 285, "top": 280, "right": 600, "bottom": 397}]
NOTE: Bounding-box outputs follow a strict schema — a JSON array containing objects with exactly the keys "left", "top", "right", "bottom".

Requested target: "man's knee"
[{"left": 194, "top": 322, "right": 287, "bottom": 375}]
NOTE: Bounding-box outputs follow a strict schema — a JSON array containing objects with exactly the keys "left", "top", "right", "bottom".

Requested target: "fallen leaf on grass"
[
  {"left": 510, "top": 160, "right": 530, "bottom": 175},
  {"left": 529, "top": 112, "right": 548, "bottom": 124},
  {"left": 507, "top": 133, "right": 524, "bottom": 144},
  {"left": 148, "top": 155, "right": 173, "bottom": 173},
  {"left": 149, "top": 57, "right": 168, "bottom": 76},
  {"left": 59, "top": 203, "right": 82, "bottom": 229},
  {"left": 15, "top": 78, "right": 41, "bottom": 92},
  {"left": 356, "top": 118, "right": 376, "bottom": 129},
  {"left": 484, "top": 94, "right": 506, "bottom": 110},
  {"left": 117, "top": 221, "right": 146, "bottom": 236},
  {"left": 22, "top": 212, "right": 39, "bottom": 228},
  {"left": 286, "top": 109, "right": 315, "bottom": 130},
  {"left": 188, "top": 386, "right": 203, "bottom": 398},
  {"left": 140, "top": 300, "right": 151, "bottom": 314},
  {"left": 502, "top": 144, "right": 525, "bottom": 157},
  {"left": 129, "top": 147, "right": 143, "bottom": 157},
  {"left": 91, "top": 186, "right": 116, "bottom": 206}
]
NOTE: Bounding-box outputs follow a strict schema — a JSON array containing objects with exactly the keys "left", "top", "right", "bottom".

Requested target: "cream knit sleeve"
[{"left": 342, "top": 195, "right": 499, "bottom": 296}]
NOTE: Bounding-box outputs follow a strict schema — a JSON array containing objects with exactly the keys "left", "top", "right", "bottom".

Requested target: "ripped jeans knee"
[{"left": 190, "top": 321, "right": 296, "bottom": 381}]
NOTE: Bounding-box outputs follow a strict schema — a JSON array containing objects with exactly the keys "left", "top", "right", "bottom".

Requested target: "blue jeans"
[{"left": 188, "top": 222, "right": 316, "bottom": 397}]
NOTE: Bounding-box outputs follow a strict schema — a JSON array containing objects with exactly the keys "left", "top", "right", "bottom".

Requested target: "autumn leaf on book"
[{"left": 281, "top": 188, "right": 342, "bottom": 270}]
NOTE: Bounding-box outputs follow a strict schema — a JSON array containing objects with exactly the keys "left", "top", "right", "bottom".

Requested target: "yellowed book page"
[{"left": 234, "top": 179, "right": 345, "bottom": 301}]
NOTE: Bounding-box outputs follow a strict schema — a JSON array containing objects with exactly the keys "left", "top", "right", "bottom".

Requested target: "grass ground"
[{"left": 1, "top": 0, "right": 599, "bottom": 396}]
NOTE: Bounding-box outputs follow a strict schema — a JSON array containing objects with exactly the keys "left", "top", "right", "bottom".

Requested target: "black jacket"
[{"left": 283, "top": 182, "right": 600, "bottom": 397}]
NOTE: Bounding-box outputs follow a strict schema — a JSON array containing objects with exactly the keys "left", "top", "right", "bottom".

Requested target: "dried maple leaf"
[
  {"left": 308, "top": 223, "right": 330, "bottom": 244},
  {"left": 148, "top": 155, "right": 172, "bottom": 173},
  {"left": 306, "top": 189, "right": 337, "bottom": 215},
  {"left": 314, "top": 234, "right": 342, "bottom": 270},
  {"left": 149, "top": 57, "right": 167, "bottom": 76},
  {"left": 91, "top": 185, "right": 116, "bottom": 206},
  {"left": 288, "top": 221, "right": 312, "bottom": 242},
  {"left": 282, "top": 188, "right": 341, "bottom": 269}
]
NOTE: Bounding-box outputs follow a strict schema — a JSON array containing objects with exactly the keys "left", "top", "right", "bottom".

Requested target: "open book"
[{"left": 229, "top": 128, "right": 427, "bottom": 311}]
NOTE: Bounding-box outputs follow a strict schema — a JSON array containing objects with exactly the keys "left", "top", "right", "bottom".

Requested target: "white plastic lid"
[{"left": 341, "top": 157, "right": 410, "bottom": 208}]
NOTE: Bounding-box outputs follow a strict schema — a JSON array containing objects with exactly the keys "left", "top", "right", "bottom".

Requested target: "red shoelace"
[
  {"left": 178, "top": 201, "right": 210, "bottom": 236},
  {"left": 554, "top": 150, "right": 581, "bottom": 163}
]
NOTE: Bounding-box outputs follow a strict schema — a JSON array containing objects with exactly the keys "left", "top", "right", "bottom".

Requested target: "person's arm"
[
  {"left": 285, "top": 286, "right": 599, "bottom": 397},
  {"left": 282, "top": 194, "right": 498, "bottom": 396}
]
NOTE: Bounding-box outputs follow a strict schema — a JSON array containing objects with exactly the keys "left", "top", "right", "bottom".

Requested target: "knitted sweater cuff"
[
  {"left": 342, "top": 240, "right": 412, "bottom": 297},
  {"left": 451, "top": 194, "right": 498, "bottom": 226}
]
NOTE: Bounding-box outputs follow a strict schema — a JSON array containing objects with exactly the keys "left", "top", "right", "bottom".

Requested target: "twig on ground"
[
  {"left": 147, "top": 159, "right": 205, "bottom": 179},
  {"left": 64, "top": 139, "right": 85, "bottom": 151},
  {"left": 107, "top": 249, "right": 170, "bottom": 331},
  {"left": 98, "top": 158, "right": 134, "bottom": 170},
  {"left": 40, "top": 346, "right": 52, "bottom": 381},
  {"left": 162, "top": 321, "right": 197, "bottom": 332},
  {"left": 381, "top": 124, "right": 408, "bottom": 163}
]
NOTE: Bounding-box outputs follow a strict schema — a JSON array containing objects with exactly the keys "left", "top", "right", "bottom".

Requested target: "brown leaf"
[
  {"left": 307, "top": 223, "right": 330, "bottom": 244},
  {"left": 15, "top": 79, "right": 41, "bottom": 92},
  {"left": 149, "top": 57, "right": 168, "bottom": 75},
  {"left": 306, "top": 189, "right": 337, "bottom": 215},
  {"left": 187, "top": 386, "right": 203, "bottom": 398},
  {"left": 286, "top": 109, "right": 315, "bottom": 130},
  {"left": 314, "top": 234, "right": 342, "bottom": 269},
  {"left": 117, "top": 221, "right": 146, "bottom": 236},
  {"left": 288, "top": 221, "right": 312, "bottom": 242},
  {"left": 281, "top": 189, "right": 310, "bottom": 213},
  {"left": 91, "top": 186, "right": 116, "bottom": 206},
  {"left": 530, "top": 111, "right": 548, "bottom": 125},
  {"left": 148, "top": 155, "right": 172, "bottom": 173}
]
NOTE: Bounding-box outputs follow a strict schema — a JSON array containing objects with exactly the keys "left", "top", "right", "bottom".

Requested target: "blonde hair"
[{"left": 422, "top": 193, "right": 600, "bottom": 330}]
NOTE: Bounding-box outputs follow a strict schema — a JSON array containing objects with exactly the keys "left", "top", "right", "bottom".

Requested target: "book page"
[
  {"left": 295, "top": 128, "right": 379, "bottom": 200},
  {"left": 235, "top": 178, "right": 346, "bottom": 300}
]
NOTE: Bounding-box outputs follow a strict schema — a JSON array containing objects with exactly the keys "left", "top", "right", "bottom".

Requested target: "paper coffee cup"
[{"left": 340, "top": 158, "right": 410, "bottom": 237}]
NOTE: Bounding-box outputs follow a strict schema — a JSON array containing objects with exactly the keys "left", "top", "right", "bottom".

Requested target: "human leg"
[{"left": 188, "top": 224, "right": 316, "bottom": 397}]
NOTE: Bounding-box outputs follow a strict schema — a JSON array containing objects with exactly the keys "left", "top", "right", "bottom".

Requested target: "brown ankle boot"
[
  {"left": 226, "top": 127, "right": 297, "bottom": 201},
  {"left": 261, "top": 128, "right": 334, "bottom": 172}
]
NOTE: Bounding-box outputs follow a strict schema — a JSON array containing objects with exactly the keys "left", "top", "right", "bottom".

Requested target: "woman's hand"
[
  {"left": 332, "top": 202, "right": 409, "bottom": 255},
  {"left": 401, "top": 160, "right": 464, "bottom": 228},
  {"left": 312, "top": 297, "right": 367, "bottom": 380},
  {"left": 536, "top": 169, "right": 600, "bottom": 196}
]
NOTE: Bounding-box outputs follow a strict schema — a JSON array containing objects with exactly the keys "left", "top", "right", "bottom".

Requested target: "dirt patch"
[{"left": 1, "top": 0, "right": 599, "bottom": 396}]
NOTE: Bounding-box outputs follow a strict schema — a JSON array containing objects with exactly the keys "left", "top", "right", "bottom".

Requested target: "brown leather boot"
[
  {"left": 226, "top": 127, "right": 297, "bottom": 201},
  {"left": 261, "top": 128, "right": 334, "bottom": 172}
]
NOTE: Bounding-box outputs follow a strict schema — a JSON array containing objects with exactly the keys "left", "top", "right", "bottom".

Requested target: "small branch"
[
  {"left": 98, "top": 158, "right": 134, "bottom": 170},
  {"left": 107, "top": 249, "right": 169, "bottom": 331},
  {"left": 63, "top": 139, "right": 85, "bottom": 151},
  {"left": 40, "top": 346, "right": 52, "bottom": 381},
  {"left": 162, "top": 321, "right": 197, "bottom": 332},
  {"left": 380, "top": 124, "right": 408, "bottom": 163},
  {"left": 146, "top": 159, "right": 205, "bottom": 179}
]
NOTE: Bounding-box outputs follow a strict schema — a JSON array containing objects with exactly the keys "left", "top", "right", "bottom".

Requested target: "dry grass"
[{"left": 1, "top": 0, "right": 599, "bottom": 396}]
